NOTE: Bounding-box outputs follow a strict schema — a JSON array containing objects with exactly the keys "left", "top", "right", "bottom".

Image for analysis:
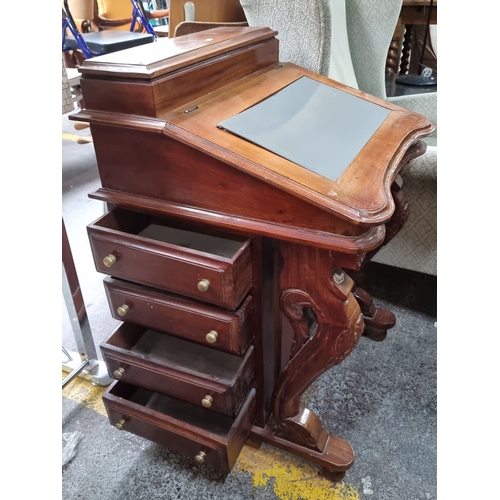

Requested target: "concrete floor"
[{"left": 62, "top": 110, "right": 437, "bottom": 500}]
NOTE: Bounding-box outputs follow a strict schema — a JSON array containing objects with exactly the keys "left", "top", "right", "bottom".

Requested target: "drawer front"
[
  {"left": 104, "top": 277, "right": 254, "bottom": 355},
  {"left": 100, "top": 323, "right": 255, "bottom": 417},
  {"left": 87, "top": 208, "right": 252, "bottom": 309},
  {"left": 103, "top": 382, "right": 256, "bottom": 472}
]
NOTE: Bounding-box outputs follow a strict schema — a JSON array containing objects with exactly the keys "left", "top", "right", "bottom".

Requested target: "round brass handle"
[
  {"left": 206, "top": 331, "right": 218, "bottom": 344},
  {"left": 201, "top": 395, "right": 213, "bottom": 408},
  {"left": 115, "top": 419, "right": 126, "bottom": 431},
  {"left": 113, "top": 367, "right": 125, "bottom": 379},
  {"left": 194, "top": 451, "right": 206, "bottom": 464},
  {"left": 117, "top": 304, "right": 129, "bottom": 317},
  {"left": 103, "top": 254, "right": 117, "bottom": 268},
  {"left": 197, "top": 279, "right": 210, "bottom": 292}
]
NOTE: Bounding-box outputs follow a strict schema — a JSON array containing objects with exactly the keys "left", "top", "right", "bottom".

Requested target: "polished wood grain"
[
  {"left": 262, "top": 241, "right": 363, "bottom": 476},
  {"left": 103, "top": 382, "right": 256, "bottom": 472},
  {"left": 103, "top": 277, "right": 254, "bottom": 355},
  {"left": 76, "top": 28, "right": 278, "bottom": 118},
  {"left": 101, "top": 323, "right": 254, "bottom": 417},
  {"left": 87, "top": 208, "right": 252, "bottom": 309},
  {"left": 76, "top": 27, "right": 274, "bottom": 78},
  {"left": 77, "top": 27, "right": 434, "bottom": 481},
  {"left": 87, "top": 187, "right": 383, "bottom": 265},
  {"left": 165, "top": 63, "right": 432, "bottom": 226},
  {"left": 250, "top": 237, "right": 282, "bottom": 427},
  {"left": 73, "top": 27, "right": 433, "bottom": 226}
]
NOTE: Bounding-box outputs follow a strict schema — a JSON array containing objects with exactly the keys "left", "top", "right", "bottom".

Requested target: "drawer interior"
[
  {"left": 97, "top": 208, "right": 247, "bottom": 259},
  {"left": 139, "top": 224, "right": 242, "bottom": 258},
  {"left": 107, "top": 325, "right": 246, "bottom": 383},
  {"left": 110, "top": 381, "right": 236, "bottom": 436}
]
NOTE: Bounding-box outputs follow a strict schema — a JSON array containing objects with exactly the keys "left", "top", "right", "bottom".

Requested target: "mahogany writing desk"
[{"left": 71, "top": 27, "right": 433, "bottom": 480}]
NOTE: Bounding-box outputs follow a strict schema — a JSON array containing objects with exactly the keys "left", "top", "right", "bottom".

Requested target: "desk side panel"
[{"left": 89, "top": 124, "right": 366, "bottom": 239}]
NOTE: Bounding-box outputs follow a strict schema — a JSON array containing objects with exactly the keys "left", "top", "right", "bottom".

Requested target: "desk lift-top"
[{"left": 71, "top": 27, "right": 434, "bottom": 480}]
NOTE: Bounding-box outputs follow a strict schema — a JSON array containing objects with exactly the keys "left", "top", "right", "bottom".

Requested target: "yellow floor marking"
[
  {"left": 234, "top": 443, "right": 360, "bottom": 500},
  {"left": 62, "top": 133, "right": 82, "bottom": 142},
  {"left": 62, "top": 132, "right": 93, "bottom": 144},
  {"left": 62, "top": 373, "right": 360, "bottom": 498},
  {"left": 62, "top": 371, "right": 108, "bottom": 416}
]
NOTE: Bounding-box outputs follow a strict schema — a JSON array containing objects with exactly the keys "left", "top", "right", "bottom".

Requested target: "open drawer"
[
  {"left": 87, "top": 208, "right": 252, "bottom": 309},
  {"left": 103, "top": 381, "right": 256, "bottom": 472},
  {"left": 100, "top": 323, "right": 255, "bottom": 418},
  {"left": 103, "top": 277, "right": 254, "bottom": 355}
]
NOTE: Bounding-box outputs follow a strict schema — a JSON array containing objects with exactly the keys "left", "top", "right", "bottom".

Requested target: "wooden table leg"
[{"left": 400, "top": 25, "right": 414, "bottom": 74}]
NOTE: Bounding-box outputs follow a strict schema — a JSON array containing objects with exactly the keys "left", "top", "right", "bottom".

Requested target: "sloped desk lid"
[
  {"left": 164, "top": 63, "right": 433, "bottom": 226},
  {"left": 76, "top": 27, "right": 434, "bottom": 227},
  {"left": 218, "top": 76, "right": 391, "bottom": 182}
]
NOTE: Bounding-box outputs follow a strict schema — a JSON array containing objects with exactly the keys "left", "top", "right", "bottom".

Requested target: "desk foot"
[
  {"left": 250, "top": 421, "right": 354, "bottom": 482},
  {"left": 353, "top": 287, "right": 395, "bottom": 341},
  {"left": 322, "top": 468, "right": 346, "bottom": 482}
]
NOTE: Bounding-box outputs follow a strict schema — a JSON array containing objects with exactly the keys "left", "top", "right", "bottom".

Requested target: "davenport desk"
[{"left": 71, "top": 27, "right": 433, "bottom": 480}]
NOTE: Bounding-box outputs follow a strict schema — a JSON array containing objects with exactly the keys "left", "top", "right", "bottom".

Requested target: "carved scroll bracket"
[
  {"left": 271, "top": 242, "right": 364, "bottom": 454},
  {"left": 350, "top": 175, "right": 409, "bottom": 341}
]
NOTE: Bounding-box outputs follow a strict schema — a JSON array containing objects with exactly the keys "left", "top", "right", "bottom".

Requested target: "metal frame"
[
  {"left": 130, "top": 0, "right": 158, "bottom": 37},
  {"left": 62, "top": 221, "right": 112, "bottom": 388}
]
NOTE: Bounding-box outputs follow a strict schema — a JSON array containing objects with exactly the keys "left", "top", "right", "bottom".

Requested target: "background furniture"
[
  {"left": 167, "top": 0, "right": 246, "bottom": 38},
  {"left": 173, "top": 20, "right": 248, "bottom": 37},
  {"left": 71, "top": 27, "right": 432, "bottom": 479},
  {"left": 397, "top": 0, "right": 437, "bottom": 75},
  {"left": 239, "top": 0, "right": 437, "bottom": 275},
  {"left": 95, "top": 0, "right": 169, "bottom": 34},
  {"left": 63, "top": 0, "right": 154, "bottom": 63},
  {"left": 62, "top": 57, "right": 76, "bottom": 114}
]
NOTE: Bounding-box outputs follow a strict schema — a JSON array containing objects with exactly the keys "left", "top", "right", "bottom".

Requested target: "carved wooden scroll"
[{"left": 272, "top": 242, "right": 364, "bottom": 456}]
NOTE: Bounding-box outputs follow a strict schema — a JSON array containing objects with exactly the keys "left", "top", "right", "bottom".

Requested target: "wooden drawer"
[
  {"left": 87, "top": 208, "right": 252, "bottom": 309},
  {"left": 100, "top": 323, "right": 255, "bottom": 417},
  {"left": 103, "top": 277, "right": 253, "bottom": 355},
  {"left": 103, "top": 381, "right": 256, "bottom": 472}
]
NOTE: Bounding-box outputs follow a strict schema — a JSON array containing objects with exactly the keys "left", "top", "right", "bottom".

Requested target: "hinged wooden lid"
[{"left": 77, "top": 27, "right": 278, "bottom": 80}]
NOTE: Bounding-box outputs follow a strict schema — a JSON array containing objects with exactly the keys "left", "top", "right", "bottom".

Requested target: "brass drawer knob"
[
  {"left": 117, "top": 304, "right": 129, "bottom": 317},
  {"left": 194, "top": 451, "right": 206, "bottom": 464},
  {"left": 206, "top": 331, "right": 218, "bottom": 344},
  {"left": 113, "top": 367, "right": 125, "bottom": 379},
  {"left": 115, "top": 419, "right": 126, "bottom": 431},
  {"left": 103, "top": 254, "right": 117, "bottom": 267},
  {"left": 201, "top": 395, "right": 213, "bottom": 408},
  {"left": 197, "top": 279, "right": 210, "bottom": 292}
]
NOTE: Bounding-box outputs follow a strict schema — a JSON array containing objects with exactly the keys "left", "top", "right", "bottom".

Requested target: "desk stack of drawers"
[
  {"left": 73, "top": 26, "right": 434, "bottom": 480},
  {"left": 87, "top": 207, "right": 256, "bottom": 472}
]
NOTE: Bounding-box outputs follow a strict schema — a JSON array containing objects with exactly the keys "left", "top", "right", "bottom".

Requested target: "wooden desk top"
[
  {"left": 163, "top": 62, "right": 432, "bottom": 226},
  {"left": 73, "top": 27, "right": 434, "bottom": 246},
  {"left": 77, "top": 27, "right": 272, "bottom": 78}
]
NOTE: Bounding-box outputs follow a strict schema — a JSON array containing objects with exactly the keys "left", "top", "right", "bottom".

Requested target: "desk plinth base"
[{"left": 250, "top": 420, "right": 354, "bottom": 481}]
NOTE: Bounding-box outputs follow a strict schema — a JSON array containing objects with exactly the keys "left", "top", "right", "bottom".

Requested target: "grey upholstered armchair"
[{"left": 239, "top": 0, "right": 437, "bottom": 276}]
